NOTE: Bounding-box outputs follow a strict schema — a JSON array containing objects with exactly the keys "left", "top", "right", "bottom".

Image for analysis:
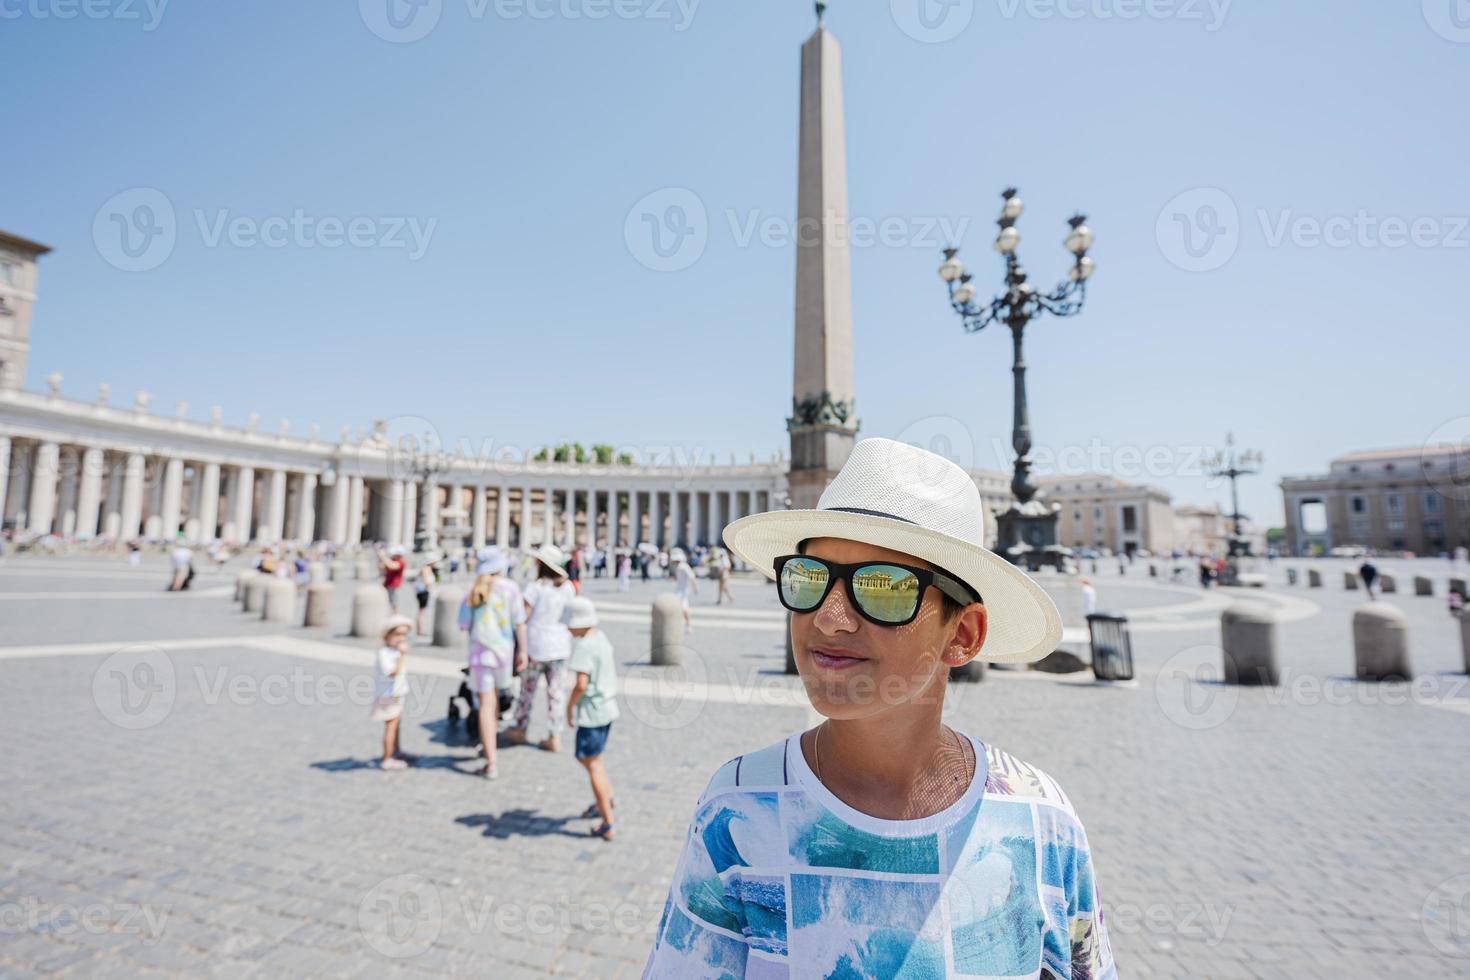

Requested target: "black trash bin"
[{"left": 1087, "top": 613, "right": 1135, "bottom": 682}]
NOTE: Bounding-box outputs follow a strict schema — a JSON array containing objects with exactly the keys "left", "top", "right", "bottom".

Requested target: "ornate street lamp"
[
  {"left": 1204, "top": 433, "right": 1263, "bottom": 557},
  {"left": 938, "top": 187, "right": 1095, "bottom": 569}
]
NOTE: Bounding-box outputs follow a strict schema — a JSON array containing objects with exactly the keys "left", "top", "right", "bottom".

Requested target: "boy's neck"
[{"left": 813, "top": 698, "right": 970, "bottom": 819}]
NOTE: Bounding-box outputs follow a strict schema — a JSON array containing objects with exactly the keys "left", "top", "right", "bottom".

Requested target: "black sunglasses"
[{"left": 774, "top": 554, "right": 981, "bottom": 627}]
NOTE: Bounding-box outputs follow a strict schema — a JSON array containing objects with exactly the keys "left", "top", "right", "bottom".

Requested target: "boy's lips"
[{"left": 808, "top": 647, "right": 869, "bottom": 671}]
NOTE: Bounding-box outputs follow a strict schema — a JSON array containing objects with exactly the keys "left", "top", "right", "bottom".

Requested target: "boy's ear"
[{"left": 940, "top": 604, "right": 988, "bottom": 667}]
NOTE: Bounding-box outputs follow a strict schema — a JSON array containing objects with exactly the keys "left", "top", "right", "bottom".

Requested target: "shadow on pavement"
[{"left": 455, "top": 809, "right": 589, "bottom": 840}]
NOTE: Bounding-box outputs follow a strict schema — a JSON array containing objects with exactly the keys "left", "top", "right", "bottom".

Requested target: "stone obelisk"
[{"left": 787, "top": 2, "right": 858, "bottom": 510}]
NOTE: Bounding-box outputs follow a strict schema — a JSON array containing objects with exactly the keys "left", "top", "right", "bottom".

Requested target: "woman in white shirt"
[{"left": 506, "top": 544, "right": 577, "bottom": 753}]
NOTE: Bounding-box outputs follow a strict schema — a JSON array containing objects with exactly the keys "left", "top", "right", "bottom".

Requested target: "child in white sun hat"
[
  {"left": 643, "top": 438, "right": 1114, "bottom": 979},
  {"left": 372, "top": 614, "right": 415, "bottom": 771}
]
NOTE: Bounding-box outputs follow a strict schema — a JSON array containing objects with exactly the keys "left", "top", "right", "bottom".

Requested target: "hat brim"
[
  {"left": 534, "top": 557, "right": 568, "bottom": 580},
  {"left": 723, "top": 510, "right": 1062, "bottom": 664}
]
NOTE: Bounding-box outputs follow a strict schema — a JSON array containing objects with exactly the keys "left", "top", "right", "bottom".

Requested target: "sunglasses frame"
[{"left": 773, "top": 554, "right": 982, "bottom": 627}]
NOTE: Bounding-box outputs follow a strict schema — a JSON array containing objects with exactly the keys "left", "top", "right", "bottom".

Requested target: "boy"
[
  {"left": 643, "top": 438, "right": 1115, "bottom": 978},
  {"left": 372, "top": 614, "right": 415, "bottom": 771},
  {"left": 563, "top": 597, "right": 619, "bottom": 842}
]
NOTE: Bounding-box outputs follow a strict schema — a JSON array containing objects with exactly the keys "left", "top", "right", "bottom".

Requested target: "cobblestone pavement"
[{"left": 1, "top": 553, "right": 1468, "bottom": 978}]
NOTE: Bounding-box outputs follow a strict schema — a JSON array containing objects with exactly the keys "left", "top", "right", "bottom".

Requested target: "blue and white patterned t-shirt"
[{"left": 644, "top": 733, "right": 1115, "bottom": 979}]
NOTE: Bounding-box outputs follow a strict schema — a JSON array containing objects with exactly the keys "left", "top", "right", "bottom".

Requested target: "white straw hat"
[
  {"left": 529, "top": 543, "right": 569, "bottom": 579},
  {"left": 561, "top": 596, "right": 598, "bottom": 629},
  {"left": 722, "top": 437, "right": 1061, "bottom": 664}
]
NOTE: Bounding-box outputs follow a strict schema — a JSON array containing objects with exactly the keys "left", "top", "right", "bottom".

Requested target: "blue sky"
[{"left": 3, "top": 0, "right": 1465, "bottom": 526}]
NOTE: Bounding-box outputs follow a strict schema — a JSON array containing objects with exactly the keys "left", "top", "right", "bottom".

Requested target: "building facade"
[
  {"left": 1281, "top": 446, "right": 1469, "bottom": 556},
  {"left": 1039, "top": 474, "right": 1175, "bottom": 555}
]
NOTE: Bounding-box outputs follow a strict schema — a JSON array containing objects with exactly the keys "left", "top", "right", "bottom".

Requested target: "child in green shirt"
[{"left": 563, "top": 597, "right": 619, "bottom": 842}]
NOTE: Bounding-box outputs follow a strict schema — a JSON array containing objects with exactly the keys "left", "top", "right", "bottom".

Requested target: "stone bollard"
[
  {"left": 1461, "top": 607, "right": 1470, "bottom": 675},
  {"left": 433, "top": 590, "right": 465, "bottom": 648},
  {"left": 1353, "top": 603, "right": 1411, "bottom": 681},
  {"left": 355, "top": 558, "right": 374, "bottom": 581},
  {"left": 235, "top": 569, "right": 257, "bottom": 602},
  {"left": 1286, "top": 568, "right": 1299, "bottom": 586},
  {"left": 1149, "top": 563, "right": 1158, "bottom": 578},
  {"left": 308, "top": 561, "right": 328, "bottom": 584},
  {"left": 651, "top": 593, "right": 685, "bottom": 666},
  {"left": 350, "top": 585, "right": 389, "bottom": 638},
  {"left": 329, "top": 559, "right": 347, "bottom": 582},
  {"left": 262, "top": 578, "right": 297, "bottom": 623},
  {"left": 243, "top": 574, "right": 269, "bottom": 613},
  {"left": 1344, "top": 571, "right": 1359, "bottom": 591},
  {"left": 1221, "top": 603, "right": 1280, "bottom": 685},
  {"left": 1307, "top": 569, "right": 1323, "bottom": 588},
  {"left": 1414, "top": 575, "right": 1433, "bottom": 597},
  {"left": 1379, "top": 572, "right": 1397, "bottom": 593},
  {"left": 303, "top": 582, "right": 333, "bottom": 628}
]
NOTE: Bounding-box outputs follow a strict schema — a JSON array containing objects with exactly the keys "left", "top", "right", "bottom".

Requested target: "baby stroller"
[{"left": 447, "top": 668, "right": 516, "bottom": 746}]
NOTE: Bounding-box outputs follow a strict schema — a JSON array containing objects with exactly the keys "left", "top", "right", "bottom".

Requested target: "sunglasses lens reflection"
[
  {"left": 851, "top": 563, "right": 921, "bottom": 623},
  {"left": 779, "top": 557, "right": 829, "bottom": 610}
]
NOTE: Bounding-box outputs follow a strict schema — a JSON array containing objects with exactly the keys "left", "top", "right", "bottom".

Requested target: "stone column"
[
  {"left": 328, "top": 472, "right": 350, "bottom": 544},
  {"left": 401, "top": 479, "right": 417, "bottom": 549},
  {"left": 629, "top": 489, "right": 642, "bottom": 546},
  {"left": 158, "top": 456, "right": 185, "bottom": 540},
  {"left": 232, "top": 465, "right": 256, "bottom": 544},
  {"left": 495, "top": 484, "right": 510, "bottom": 547},
  {"left": 103, "top": 455, "right": 124, "bottom": 540},
  {"left": 543, "top": 487, "right": 556, "bottom": 545},
  {"left": 346, "top": 475, "right": 364, "bottom": 546},
  {"left": 75, "top": 447, "right": 107, "bottom": 539},
  {"left": 0, "top": 437, "right": 10, "bottom": 527},
  {"left": 608, "top": 488, "right": 621, "bottom": 550},
  {"left": 670, "top": 491, "right": 684, "bottom": 548},
  {"left": 471, "top": 484, "right": 487, "bottom": 549},
  {"left": 4, "top": 443, "right": 30, "bottom": 529},
  {"left": 518, "top": 485, "right": 533, "bottom": 548},
  {"left": 583, "top": 488, "right": 597, "bottom": 549},
  {"left": 119, "top": 452, "right": 146, "bottom": 540},
  {"left": 421, "top": 480, "right": 439, "bottom": 550},
  {"left": 144, "top": 462, "right": 164, "bottom": 538},
  {"left": 693, "top": 491, "right": 707, "bottom": 546},
  {"left": 264, "top": 469, "right": 288, "bottom": 544},
  {"left": 384, "top": 480, "right": 405, "bottom": 546},
  {"left": 196, "top": 462, "right": 221, "bottom": 541},
  {"left": 296, "top": 471, "right": 318, "bottom": 543},
  {"left": 57, "top": 449, "right": 81, "bottom": 537},
  {"left": 27, "top": 440, "right": 60, "bottom": 535},
  {"left": 650, "top": 491, "right": 663, "bottom": 548},
  {"left": 564, "top": 489, "right": 577, "bottom": 546},
  {"left": 183, "top": 467, "right": 202, "bottom": 541}
]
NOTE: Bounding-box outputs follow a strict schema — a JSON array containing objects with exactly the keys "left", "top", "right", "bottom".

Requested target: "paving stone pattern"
[{"left": 1, "top": 553, "right": 1468, "bottom": 978}]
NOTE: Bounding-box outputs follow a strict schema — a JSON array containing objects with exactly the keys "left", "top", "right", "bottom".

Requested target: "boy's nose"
[{"left": 812, "top": 579, "right": 859, "bottom": 635}]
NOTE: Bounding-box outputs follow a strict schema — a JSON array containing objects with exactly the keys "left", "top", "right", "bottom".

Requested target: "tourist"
[
  {"left": 616, "top": 551, "right": 631, "bottom": 591},
  {"left": 127, "top": 538, "right": 142, "bottom": 567},
  {"left": 562, "top": 596, "right": 619, "bottom": 842},
  {"left": 639, "top": 551, "right": 651, "bottom": 582},
  {"left": 412, "top": 556, "right": 437, "bottom": 636},
  {"left": 372, "top": 614, "right": 415, "bottom": 771},
  {"left": 670, "top": 547, "right": 698, "bottom": 633},
  {"left": 1358, "top": 558, "right": 1379, "bottom": 599},
  {"left": 506, "top": 543, "right": 576, "bottom": 752},
  {"left": 715, "top": 547, "right": 734, "bottom": 605},
  {"left": 378, "top": 544, "right": 407, "bottom": 612},
  {"left": 1081, "top": 576, "right": 1097, "bottom": 615},
  {"left": 643, "top": 438, "right": 1114, "bottom": 976},
  {"left": 566, "top": 548, "right": 582, "bottom": 594},
  {"left": 167, "top": 540, "right": 193, "bottom": 591},
  {"left": 458, "top": 548, "right": 527, "bottom": 779}
]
